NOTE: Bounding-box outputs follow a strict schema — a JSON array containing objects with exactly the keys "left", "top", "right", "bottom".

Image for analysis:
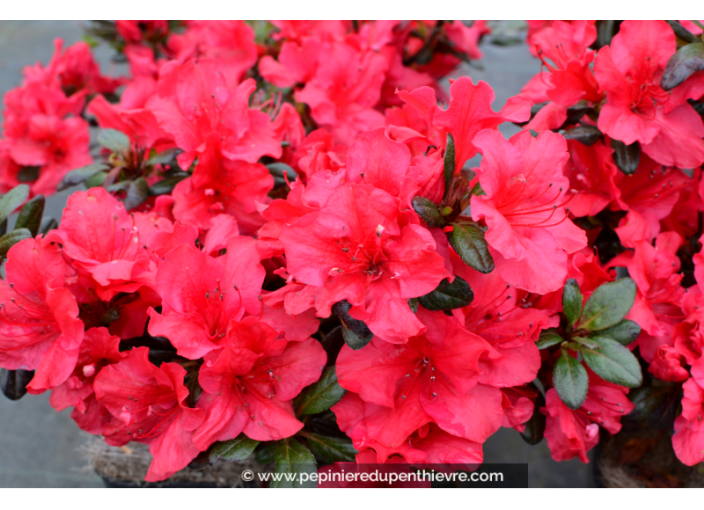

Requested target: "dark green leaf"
[
  {"left": 411, "top": 196, "right": 445, "bottom": 228},
  {"left": 0, "top": 368, "right": 34, "bottom": 401},
  {"left": 97, "top": 129, "right": 130, "bottom": 153},
  {"left": 332, "top": 300, "right": 373, "bottom": 350},
  {"left": 571, "top": 337, "right": 601, "bottom": 349},
  {"left": 520, "top": 387, "right": 546, "bottom": 445},
  {"left": 57, "top": 163, "right": 109, "bottom": 191},
  {"left": 39, "top": 216, "right": 58, "bottom": 235},
  {"left": 562, "top": 125, "right": 602, "bottom": 146},
  {"left": 562, "top": 278, "right": 583, "bottom": 326},
  {"left": 296, "top": 366, "right": 346, "bottom": 416},
  {"left": 0, "top": 184, "right": 30, "bottom": 223},
  {"left": 210, "top": 434, "right": 259, "bottom": 462},
  {"left": 408, "top": 297, "right": 419, "bottom": 314},
  {"left": 449, "top": 223, "right": 494, "bottom": 273},
  {"left": 0, "top": 218, "right": 7, "bottom": 237},
  {"left": 625, "top": 386, "right": 670, "bottom": 424},
  {"left": 611, "top": 139, "right": 640, "bottom": 176},
  {"left": 305, "top": 433, "right": 357, "bottom": 463},
  {"left": 146, "top": 148, "right": 182, "bottom": 166},
  {"left": 666, "top": 20, "right": 700, "bottom": 44},
  {"left": 599, "top": 320, "right": 641, "bottom": 346},
  {"left": 272, "top": 438, "right": 316, "bottom": 488},
  {"left": 443, "top": 133, "right": 455, "bottom": 203},
  {"left": 17, "top": 166, "right": 40, "bottom": 183},
  {"left": 662, "top": 42, "right": 704, "bottom": 91},
  {"left": 148, "top": 174, "right": 188, "bottom": 196},
  {"left": 553, "top": 351, "right": 588, "bottom": 410},
  {"left": 255, "top": 443, "right": 276, "bottom": 464},
  {"left": 536, "top": 329, "right": 564, "bottom": 350},
  {"left": 15, "top": 195, "right": 45, "bottom": 237},
  {"left": 85, "top": 171, "right": 108, "bottom": 188},
  {"left": 122, "top": 177, "right": 149, "bottom": 210},
  {"left": 579, "top": 277, "right": 636, "bottom": 331},
  {"left": 0, "top": 228, "right": 32, "bottom": 258},
  {"left": 266, "top": 162, "right": 297, "bottom": 181},
  {"left": 418, "top": 276, "right": 474, "bottom": 311},
  {"left": 578, "top": 336, "right": 643, "bottom": 388}
]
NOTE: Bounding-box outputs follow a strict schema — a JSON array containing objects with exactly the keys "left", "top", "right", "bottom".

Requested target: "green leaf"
[
  {"left": 272, "top": 438, "right": 316, "bottom": 488},
  {"left": 14, "top": 195, "right": 45, "bottom": 237},
  {"left": 661, "top": 42, "right": 704, "bottom": 91},
  {"left": 625, "top": 386, "right": 670, "bottom": 424},
  {"left": 17, "top": 166, "right": 40, "bottom": 183},
  {"left": 611, "top": 139, "right": 640, "bottom": 176},
  {"left": 122, "top": 177, "right": 149, "bottom": 210},
  {"left": 146, "top": 148, "right": 182, "bottom": 166},
  {"left": 571, "top": 337, "right": 601, "bottom": 349},
  {"left": 0, "top": 368, "right": 34, "bottom": 401},
  {"left": 536, "top": 329, "right": 564, "bottom": 350},
  {"left": 332, "top": 300, "right": 373, "bottom": 350},
  {"left": 411, "top": 196, "right": 445, "bottom": 228},
  {"left": 296, "top": 366, "right": 346, "bottom": 416},
  {"left": 0, "top": 184, "right": 30, "bottom": 224},
  {"left": 553, "top": 351, "right": 588, "bottom": 410},
  {"left": 148, "top": 174, "right": 188, "bottom": 196},
  {"left": 562, "top": 278, "right": 583, "bottom": 326},
  {"left": 579, "top": 277, "right": 636, "bottom": 331},
  {"left": 305, "top": 433, "right": 357, "bottom": 463},
  {"left": 57, "top": 163, "right": 109, "bottom": 191},
  {"left": 449, "top": 223, "right": 494, "bottom": 273},
  {"left": 666, "top": 20, "right": 700, "bottom": 44},
  {"left": 418, "top": 276, "right": 474, "bottom": 311},
  {"left": 598, "top": 320, "right": 641, "bottom": 346},
  {"left": 85, "top": 171, "right": 108, "bottom": 188},
  {"left": 562, "top": 125, "right": 602, "bottom": 147},
  {"left": 210, "top": 434, "right": 259, "bottom": 462},
  {"left": 520, "top": 387, "right": 546, "bottom": 445},
  {"left": 443, "top": 133, "right": 455, "bottom": 203},
  {"left": 255, "top": 443, "right": 276, "bottom": 465},
  {"left": 97, "top": 129, "right": 130, "bottom": 153},
  {"left": 39, "top": 217, "right": 58, "bottom": 235},
  {"left": 578, "top": 336, "right": 643, "bottom": 388},
  {"left": 0, "top": 228, "right": 32, "bottom": 258},
  {"left": 266, "top": 162, "right": 297, "bottom": 181}
]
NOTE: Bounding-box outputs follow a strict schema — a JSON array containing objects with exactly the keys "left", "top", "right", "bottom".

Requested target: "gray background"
[{"left": 0, "top": 20, "right": 593, "bottom": 487}]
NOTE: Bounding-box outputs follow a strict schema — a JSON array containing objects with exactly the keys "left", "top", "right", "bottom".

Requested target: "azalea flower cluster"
[{"left": 0, "top": 19, "right": 703, "bottom": 485}]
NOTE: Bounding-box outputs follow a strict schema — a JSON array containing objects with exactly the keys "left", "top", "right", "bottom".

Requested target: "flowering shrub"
[{"left": 1, "top": 19, "right": 704, "bottom": 486}]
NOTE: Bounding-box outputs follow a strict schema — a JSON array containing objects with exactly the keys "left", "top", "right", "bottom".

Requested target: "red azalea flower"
[
  {"left": 542, "top": 370, "right": 634, "bottom": 463},
  {"left": 595, "top": 20, "right": 704, "bottom": 168},
  {"left": 335, "top": 308, "right": 503, "bottom": 447},
  {"left": 279, "top": 183, "right": 447, "bottom": 343},
  {"left": 192, "top": 318, "right": 326, "bottom": 449},
  {"left": 93, "top": 347, "right": 205, "bottom": 482},
  {"left": 564, "top": 139, "right": 620, "bottom": 218},
  {"left": 0, "top": 237, "right": 84, "bottom": 393},
  {"left": 673, "top": 378, "right": 704, "bottom": 466},
  {"left": 471, "top": 129, "right": 587, "bottom": 294},
  {"left": 147, "top": 236, "right": 265, "bottom": 359}
]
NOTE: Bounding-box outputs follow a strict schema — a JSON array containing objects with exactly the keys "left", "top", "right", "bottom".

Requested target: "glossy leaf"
[
  {"left": 443, "top": 133, "right": 455, "bottom": 203},
  {"left": 578, "top": 336, "right": 643, "bottom": 388},
  {"left": 611, "top": 139, "right": 640, "bottom": 176},
  {"left": 0, "top": 228, "right": 31, "bottom": 258},
  {"left": 0, "top": 184, "right": 29, "bottom": 224},
  {"left": 332, "top": 300, "right": 373, "bottom": 350},
  {"left": 418, "top": 276, "right": 474, "bottom": 311},
  {"left": 57, "top": 163, "right": 109, "bottom": 191},
  {"left": 272, "top": 438, "right": 317, "bottom": 488},
  {"left": 0, "top": 368, "right": 34, "bottom": 401},
  {"left": 562, "top": 125, "right": 602, "bottom": 146},
  {"left": 305, "top": 433, "right": 357, "bottom": 463},
  {"left": 520, "top": 388, "right": 546, "bottom": 445},
  {"left": 210, "top": 434, "right": 259, "bottom": 462},
  {"left": 146, "top": 148, "right": 182, "bottom": 166},
  {"left": 296, "top": 366, "right": 346, "bottom": 416},
  {"left": 411, "top": 196, "right": 445, "bottom": 228},
  {"left": 122, "top": 177, "right": 149, "bottom": 211},
  {"left": 579, "top": 278, "right": 636, "bottom": 331},
  {"left": 449, "top": 223, "right": 494, "bottom": 273},
  {"left": 661, "top": 42, "right": 704, "bottom": 91},
  {"left": 553, "top": 351, "right": 588, "bottom": 410},
  {"left": 562, "top": 278, "right": 583, "bottom": 326},
  {"left": 97, "top": 129, "right": 130, "bottom": 153},
  {"left": 599, "top": 320, "right": 641, "bottom": 346},
  {"left": 536, "top": 329, "right": 564, "bottom": 350},
  {"left": 14, "top": 195, "right": 45, "bottom": 237}
]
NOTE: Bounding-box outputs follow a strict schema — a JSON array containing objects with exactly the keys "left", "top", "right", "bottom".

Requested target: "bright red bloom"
[
  {"left": 148, "top": 236, "right": 265, "bottom": 359},
  {"left": 335, "top": 308, "right": 503, "bottom": 448},
  {"left": 0, "top": 237, "right": 84, "bottom": 393},
  {"left": 673, "top": 378, "right": 704, "bottom": 466},
  {"left": 607, "top": 232, "right": 685, "bottom": 361},
  {"left": 279, "top": 183, "right": 447, "bottom": 343},
  {"left": 471, "top": 129, "right": 587, "bottom": 294},
  {"left": 318, "top": 449, "right": 430, "bottom": 488},
  {"left": 192, "top": 318, "right": 325, "bottom": 449},
  {"left": 594, "top": 20, "right": 704, "bottom": 168},
  {"left": 542, "top": 370, "right": 634, "bottom": 463},
  {"left": 564, "top": 139, "right": 620, "bottom": 218},
  {"left": 49, "top": 327, "right": 126, "bottom": 433},
  {"left": 93, "top": 347, "right": 205, "bottom": 482}
]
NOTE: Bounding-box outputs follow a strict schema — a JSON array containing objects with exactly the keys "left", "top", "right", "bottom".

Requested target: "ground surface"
[{"left": 0, "top": 20, "right": 593, "bottom": 488}]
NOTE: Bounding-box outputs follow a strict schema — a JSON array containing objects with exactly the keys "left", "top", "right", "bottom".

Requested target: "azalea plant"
[{"left": 0, "top": 19, "right": 704, "bottom": 487}]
